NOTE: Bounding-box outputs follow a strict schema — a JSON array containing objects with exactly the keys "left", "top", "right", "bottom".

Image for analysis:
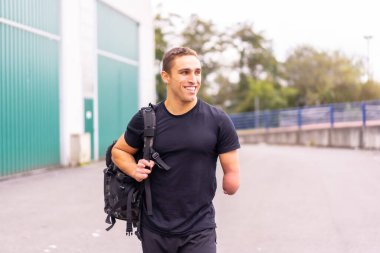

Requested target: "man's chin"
[{"left": 185, "top": 96, "right": 197, "bottom": 102}]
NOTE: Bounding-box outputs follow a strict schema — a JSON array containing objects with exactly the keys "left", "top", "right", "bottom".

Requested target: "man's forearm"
[
  {"left": 219, "top": 150, "right": 240, "bottom": 195},
  {"left": 111, "top": 147, "right": 138, "bottom": 178},
  {"left": 223, "top": 171, "right": 240, "bottom": 195}
]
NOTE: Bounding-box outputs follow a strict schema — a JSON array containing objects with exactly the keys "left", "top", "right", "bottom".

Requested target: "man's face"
[{"left": 162, "top": 55, "right": 202, "bottom": 103}]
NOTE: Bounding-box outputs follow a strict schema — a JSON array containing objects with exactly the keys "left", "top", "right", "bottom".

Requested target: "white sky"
[{"left": 151, "top": 0, "right": 379, "bottom": 81}]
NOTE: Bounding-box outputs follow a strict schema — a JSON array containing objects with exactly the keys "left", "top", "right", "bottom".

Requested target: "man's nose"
[{"left": 188, "top": 73, "right": 197, "bottom": 83}]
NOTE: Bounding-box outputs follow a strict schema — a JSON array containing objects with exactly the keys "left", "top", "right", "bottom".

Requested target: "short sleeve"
[
  {"left": 124, "top": 110, "right": 144, "bottom": 149},
  {"left": 216, "top": 110, "right": 241, "bottom": 154}
]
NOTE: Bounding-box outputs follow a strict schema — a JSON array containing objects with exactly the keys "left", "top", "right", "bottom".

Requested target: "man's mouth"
[{"left": 184, "top": 86, "right": 196, "bottom": 92}]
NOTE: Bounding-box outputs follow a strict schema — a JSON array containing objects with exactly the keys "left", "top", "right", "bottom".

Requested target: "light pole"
[{"left": 363, "top": 35, "right": 373, "bottom": 81}]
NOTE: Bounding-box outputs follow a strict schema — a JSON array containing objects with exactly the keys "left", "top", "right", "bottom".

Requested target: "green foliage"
[
  {"left": 360, "top": 80, "right": 380, "bottom": 100},
  {"left": 225, "top": 22, "right": 281, "bottom": 112},
  {"left": 284, "top": 45, "right": 364, "bottom": 106},
  {"left": 235, "top": 78, "right": 290, "bottom": 113},
  {"left": 153, "top": 10, "right": 378, "bottom": 113},
  {"left": 154, "top": 13, "right": 171, "bottom": 102},
  {"left": 181, "top": 15, "right": 220, "bottom": 103},
  {"left": 211, "top": 74, "right": 238, "bottom": 113},
  {"left": 230, "top": 22, "right": 279, "bottom": 82},
  {"left": 155, "top": 74, "right": 166, "bottom": 102},
  {"left": 154, "top": 18, "right": 167, "bottom": 101}
]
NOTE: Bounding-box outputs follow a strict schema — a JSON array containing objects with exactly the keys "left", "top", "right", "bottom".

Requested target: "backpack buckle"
[
  {"left": 151, "top": 151, "right": 171, "bottom": 171},
  {"left": 152, "top": 152, "right": 159, "bottom": 160}
]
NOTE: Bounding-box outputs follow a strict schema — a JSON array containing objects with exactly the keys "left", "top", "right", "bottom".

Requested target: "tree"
[
  {"left": 229, "top": 22, "right": 279, "bottom": 81},
  {"left": 212, "top": 73, "right": 238, "bottom": 112},
  {"left": 235, "top": 78, "right": 290, "bottom": 112},
  {"left": 154, "top": 12, "right": 183, "bottom": 101},
  {"left": 283, "top": 45, "right": 363, "bottom": 106},
  {"left": 181, "top": 14, "right": 221, "bottom": 103},
  {"left": 154, "top": 15, "right": 168, "bottom": 101},
  {"left": 223, "top": 22, "right": 280, "bottom": 111},
  {"left": 360, "top": 80, "right": 380, "bottom": 100},
  {"left": 154, "top": 10, "right": 374, "bottom": 114}
]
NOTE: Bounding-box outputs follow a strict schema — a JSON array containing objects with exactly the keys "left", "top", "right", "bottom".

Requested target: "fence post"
[
  {"left": 328, "top": 105, "right": 335, "bottom": 147},
  {"left": 361, "top": 102, "right": 367, "bottom": 128},
  {"left": 360, "top": 102, "right": 367, "bottom": 149},
  {"left": 297, "top": 108, "right": 302, "bottom": 129},
  {"left": 264, "top": 111, "right": 269, "bottom": 130},
  {"left": 329, "top": 105, "right": 334, "bottom": 128}
]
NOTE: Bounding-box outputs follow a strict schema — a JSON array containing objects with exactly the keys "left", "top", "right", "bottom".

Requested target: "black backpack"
[{"left": 103, "top": 104, "right": 170, "bottom": 239}]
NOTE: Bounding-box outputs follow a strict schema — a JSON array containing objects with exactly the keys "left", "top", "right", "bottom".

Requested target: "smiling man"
[{"left": 112, "top": 47, "right": 240, "bottom": 253}]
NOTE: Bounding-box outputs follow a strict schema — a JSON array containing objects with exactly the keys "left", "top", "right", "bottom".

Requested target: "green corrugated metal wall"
[
  {"left": 0, "top": 0, "right": 60, "bottom": 35},
  {"left": 0, "top": 0, "right": 60, "bottom": 176},
  {"left": 97, "top": 2, "right": 138, "bottom": 61},
  {"left": 97, "top": 2, "right": 139, "bottom": 157}
]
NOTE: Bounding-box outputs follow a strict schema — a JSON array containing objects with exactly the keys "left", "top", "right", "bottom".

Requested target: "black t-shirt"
[{"left": 124, "top": 99, "right": 240, "bottom": 236}]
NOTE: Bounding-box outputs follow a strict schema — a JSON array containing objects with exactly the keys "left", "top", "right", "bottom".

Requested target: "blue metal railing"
[{"left": 230, "top": 100, "right": 380, "bottom": 130}]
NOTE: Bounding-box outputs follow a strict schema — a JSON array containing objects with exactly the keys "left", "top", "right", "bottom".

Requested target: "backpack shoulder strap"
[
  {"left": 141, "top": 106, "right": 156, "bottom": 161},
  {"left": 140, "top": 104, "right": 170, "bottom": 169},
  {"left": 139, "top": 104, "right": 170, "bottom": 216},
  {"left": 141, "top": 104, "right": 171, "bottom": 171},
  {"left": 140, "top": 106, "right": 155, "bottom": 216}
]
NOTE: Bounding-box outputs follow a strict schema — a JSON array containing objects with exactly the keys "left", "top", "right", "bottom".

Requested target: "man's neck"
[{"left": 164, "top": 98, "right": 198, "bottom": 116}]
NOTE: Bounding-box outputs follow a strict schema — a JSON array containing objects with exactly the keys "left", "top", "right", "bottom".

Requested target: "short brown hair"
[{"left": 162, "top": 47, "right": 199, "bottom": 74}]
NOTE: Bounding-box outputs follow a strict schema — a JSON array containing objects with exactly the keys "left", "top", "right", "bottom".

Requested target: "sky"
[{"left": 151, "top": 0, "right": 379, "bottom": 81}]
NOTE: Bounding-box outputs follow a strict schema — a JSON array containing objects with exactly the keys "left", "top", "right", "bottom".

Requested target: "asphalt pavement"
[{"left": 1, "top": 144, "right": 380, "bottom": 253}]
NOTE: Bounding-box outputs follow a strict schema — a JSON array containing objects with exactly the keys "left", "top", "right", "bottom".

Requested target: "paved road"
[{"left": 1, "top": 144, "right": 380, "bottom": 253}]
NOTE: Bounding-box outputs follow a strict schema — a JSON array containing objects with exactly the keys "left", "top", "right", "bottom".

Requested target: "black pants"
[{"left": 141, "top": 227, "right": 216, "bottom": 253}]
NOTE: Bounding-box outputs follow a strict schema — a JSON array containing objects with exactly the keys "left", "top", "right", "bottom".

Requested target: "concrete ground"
[{"left": 1, "top": 144, "right": 380, "bottom": 253}]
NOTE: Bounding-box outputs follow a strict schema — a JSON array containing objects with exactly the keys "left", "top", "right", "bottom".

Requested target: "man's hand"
[
  {"left": 112, "top": 134, "right": 155, "bottom": 181},
  {"left": 133, "top": 159, "right": 155, "bottom": 182}
]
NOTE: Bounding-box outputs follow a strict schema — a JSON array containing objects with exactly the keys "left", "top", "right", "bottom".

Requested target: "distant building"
[{"left": 0, "top": 0, "right": 155, "bottom": 176}]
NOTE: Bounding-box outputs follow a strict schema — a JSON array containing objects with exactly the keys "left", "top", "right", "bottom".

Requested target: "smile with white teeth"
[{"left": 185, "top": 86, "right": 196, "bottom": 92}]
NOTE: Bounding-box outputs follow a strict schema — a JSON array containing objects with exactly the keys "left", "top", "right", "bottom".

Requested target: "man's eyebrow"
[
  {"left": 177, "top": 67, "right": 201, "bottom": 72},
  {"left": 177, "top": 68, "right": 190, "bottom": 72}
]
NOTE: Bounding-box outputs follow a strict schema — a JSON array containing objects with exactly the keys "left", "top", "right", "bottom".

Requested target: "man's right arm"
[{"left": 111, "top": 134, "right": 154, "bottom": 182}]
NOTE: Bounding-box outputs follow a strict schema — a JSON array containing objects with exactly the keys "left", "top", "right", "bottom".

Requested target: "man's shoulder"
[
  {"left": 151, "top": 101, "right": 165, "bottom": 112},
  {"left": 199, "top": 100, "right": 228, "bottom": 118}
]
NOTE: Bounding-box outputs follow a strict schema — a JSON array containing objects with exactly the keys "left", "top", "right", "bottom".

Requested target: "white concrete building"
[{"left": 0, "top": 0, "right": 155, "bottom": 176}]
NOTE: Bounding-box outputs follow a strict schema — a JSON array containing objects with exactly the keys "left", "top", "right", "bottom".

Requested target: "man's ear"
[{"left": 161, "top": 71, "right": 170, "bottom": 84}]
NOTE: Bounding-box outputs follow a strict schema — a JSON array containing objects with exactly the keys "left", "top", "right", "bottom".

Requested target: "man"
[{"left": 112, "top": 47, "right": 240, "bottom": 253}]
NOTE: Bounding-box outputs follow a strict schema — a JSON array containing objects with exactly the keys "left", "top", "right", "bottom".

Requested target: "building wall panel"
[
  {"left": 97, "top": 2, "right": 138, "bottom": 60},
  {"left": 0, "top": 0, "right": 60, "bottom": 176},
  {"left": 97, "top": 1, "right": 139, "bottom": 158},
  {"left": 0, "top": 0, "right": 59, "bottom": 35},
  {"left": 97, "top": 56, "right": 138, "bottom": 157}
]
